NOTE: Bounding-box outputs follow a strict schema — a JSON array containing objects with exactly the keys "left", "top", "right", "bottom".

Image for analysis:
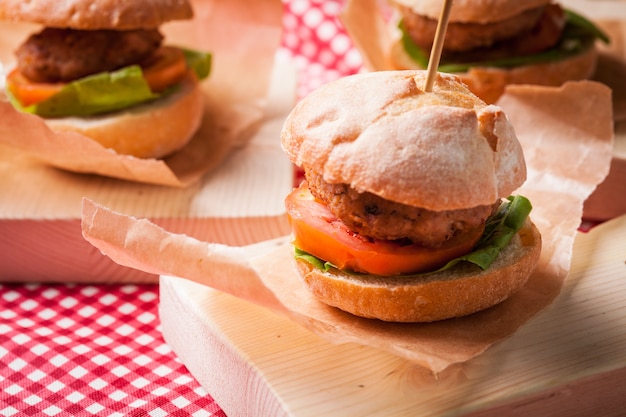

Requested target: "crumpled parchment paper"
[{"left": 81, "top": 80, "right": 614, "bottom": 373}]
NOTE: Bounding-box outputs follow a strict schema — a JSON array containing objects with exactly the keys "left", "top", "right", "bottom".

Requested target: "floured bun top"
[
  {"left": 389, "top": 0, "right": 551, "bottom": 23},
  {"left": 0, "top": 0, "right": 193, "bottom": 29},
  {"left": 281, "top": 70, "right": 527, "bottom": 211}
]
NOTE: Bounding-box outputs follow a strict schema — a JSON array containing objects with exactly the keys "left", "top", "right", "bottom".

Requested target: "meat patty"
[
  {"left": 442, "top": 4, "right": 566, "bottom": 62},
  {"left": 305, "top": 170, "right": 499, "bottom": 248},
  {"left": 399, "top": 4, "right": 563, "bottom": 54},
  {"left": 16, "top": 28, "right": 164, "bottom": 83}
]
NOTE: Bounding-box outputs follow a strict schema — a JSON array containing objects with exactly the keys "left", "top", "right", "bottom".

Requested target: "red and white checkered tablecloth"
[{"left": 0, "top": 1, "right": 360, "bottom": 416}]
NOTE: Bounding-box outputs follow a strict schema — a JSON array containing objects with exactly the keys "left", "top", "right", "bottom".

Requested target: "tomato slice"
[
  {"left": 5, "top": 70, "right": 64, "bottom": 107},
  {"left": 5, "top": 46, "right": 188, "bottom": 107},
  {"left": 285, "top": 183, "right": 482, "bottom": 276},
  {"left": 141, "top": 46, "right": 188, "bottom": 93}
]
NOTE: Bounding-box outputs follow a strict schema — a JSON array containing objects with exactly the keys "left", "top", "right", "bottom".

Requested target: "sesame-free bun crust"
[
  {"left": 389, "top": 0, "right": 550, "bottom": 23},
  {"left": 0, "top": 0, "right": 193, "bottom": 29},
  {"left": 389, "top": 40, "right": 599, "bottom": 104},
  {"left": 46, "top": 72, "right": 203, "bottom": 159},
  {"left": 281, "top": 70, "right": 526, "bottom": 211},
  {"left": 295, "top": 219, "right": 541, "bottom": 322}
]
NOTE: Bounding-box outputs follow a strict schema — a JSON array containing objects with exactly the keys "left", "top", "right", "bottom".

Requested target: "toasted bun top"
[
  {"left": 389, "top": 0, "right": 551, "bottom": 23},
  {"left": 281, "top": 70, "right": 526, "bottom": 211},
  {"left": 0, "top": 0, "right": 193, "bottom": 29}
]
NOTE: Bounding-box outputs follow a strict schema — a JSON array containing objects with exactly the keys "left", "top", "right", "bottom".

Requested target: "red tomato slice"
[
  {"left": 5, "top": 70, "right": 64, "bottom": 107},
  {"left": 141, "top": 46, "right": 188, "bottom": 93},
  {"left": 285, "top": 183, "right": 482, "bottom": 276},
  {"left": 6, "top": 46, "right": 188, "bottom": 107}
]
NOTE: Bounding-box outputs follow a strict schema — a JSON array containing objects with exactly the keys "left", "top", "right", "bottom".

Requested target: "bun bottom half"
[
  {"left": 295, "top": 219, "right": 542, "bottom": 323},
  {"left": 389, "top": 40, "right": 598, "bottom": 104},
  {"left": 45, "top": 71, "right": 203, "bottom": 159}
]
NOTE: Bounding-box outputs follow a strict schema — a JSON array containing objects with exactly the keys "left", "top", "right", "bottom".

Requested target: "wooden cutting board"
[
  {"left": 0, "top": 58, "right": 295, "bottom": 283},
  {"left": 159, "top": 215, "right": 626, "bottom": 417}
]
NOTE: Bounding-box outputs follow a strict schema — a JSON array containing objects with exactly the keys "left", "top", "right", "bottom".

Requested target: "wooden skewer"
[{"left": 424, "top": 0, "right": 454, "bottom": 92}]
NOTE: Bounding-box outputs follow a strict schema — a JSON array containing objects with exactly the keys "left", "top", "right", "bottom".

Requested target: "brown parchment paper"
[
  {"left": 0, "top": 0, "right": 283, "bottom": 186},
  {"left": 341, "top": 0, "right": 626, "bottom": 121},
  {"left": 81, "top": 80, "right": 614, "bottom": 373}
]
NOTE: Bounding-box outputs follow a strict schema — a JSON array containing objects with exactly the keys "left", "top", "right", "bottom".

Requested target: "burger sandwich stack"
[
  {"left": 345, "top": 0, "right": 610, "bottom": 103},
  {"left": 281, "top": 70, "right": 542, "bottom": 322},
  {"left": 0, "top": 0, "right": 211, "bottom": 159}
]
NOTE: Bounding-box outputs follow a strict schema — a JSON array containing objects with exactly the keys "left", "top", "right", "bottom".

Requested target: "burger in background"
[
  {"left": 0, "top": 0, "right": 211, "bottom": 159},
  {"left": 386, "top": 0, "right": 609, "bottom": 103}
]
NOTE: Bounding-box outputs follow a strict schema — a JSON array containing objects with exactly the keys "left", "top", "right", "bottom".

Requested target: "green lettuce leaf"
[
  {"left": 9, "top": 47, "right": 212, "bottom": 118},
  {"left": 400, "top": 9, "right": 610, "bottom": 73},
  {"left": 565, "top": 9, "right": 610, "bottom": 44},
  {"left": 435, "top": 195, "right": 532, "bottom": 272},
  {"left": 293, "top": 195, "right": 532, "bottom": 277},
  {"left": 294, "top": 248, "right": 337, "bottom": 272},
  {"left": 15, "top": 66, "right": 158, "bottom": 117},
  {"left": 183, "top": 48, "right": 212, "bottom": 80}
]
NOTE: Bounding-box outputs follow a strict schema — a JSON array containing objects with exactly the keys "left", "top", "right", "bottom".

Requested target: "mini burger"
[
  {"left": 0, "top": 0, "right": 211, "bottom": 159},
  {"left": 281, "top": 70, "right": 541, "bottom": 323},
  {"left": 388, "top": 0, "right": 609, "bottom": 103}
]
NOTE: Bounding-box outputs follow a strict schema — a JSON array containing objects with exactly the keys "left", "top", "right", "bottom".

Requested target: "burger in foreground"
[
  {"left": 387, "top": 0, "right": 609, "bottom": 103},
  {"left": 0, "top": 0, "right": 211, "bottom": 159},
  {"left": 281, "top": 70, "right": 541, "bottom": 322}
]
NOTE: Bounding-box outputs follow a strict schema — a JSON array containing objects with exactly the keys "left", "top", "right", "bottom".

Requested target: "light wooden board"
[
  {"left": 159, "top": 215, "right": 626, "bottom": 417},
  {"left": 0, "top": 57, "right": 295, "bottom": 282}
]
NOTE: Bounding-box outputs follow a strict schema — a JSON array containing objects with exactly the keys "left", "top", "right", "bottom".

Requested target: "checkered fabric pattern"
[
  {"left": 0, "top": 284, "right": 226, "bottom": 417},
  {"left": 281, "top": 0, "right": 362, "bottom": 99},
  {"left": 1, "top": 1, "right": 360, "bottom": 415}
]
